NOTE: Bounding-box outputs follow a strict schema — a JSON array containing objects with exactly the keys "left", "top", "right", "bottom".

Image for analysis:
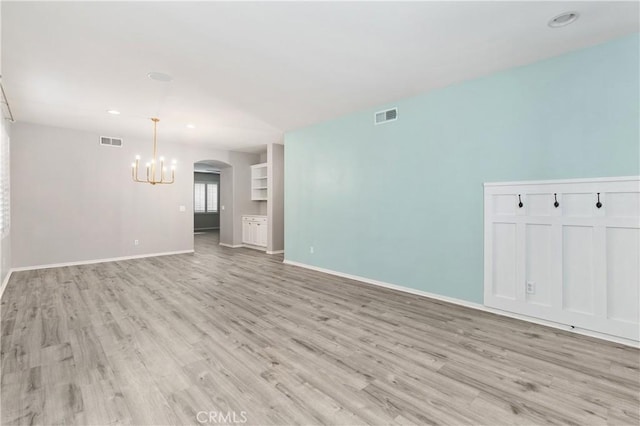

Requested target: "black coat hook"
[
  {"left": 554, "top": 193, "right": 559, "bottom": 208},
  {"left": 596, "top": 193, "right": 602, "bottom": 209},
  {"left": 518, "top": 195, "right": 523, "bottom": 208}
]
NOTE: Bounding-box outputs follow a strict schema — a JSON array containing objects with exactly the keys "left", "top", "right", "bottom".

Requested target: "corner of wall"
[{"left": 0, "top": 114, "right": 11, "bottom": 296}]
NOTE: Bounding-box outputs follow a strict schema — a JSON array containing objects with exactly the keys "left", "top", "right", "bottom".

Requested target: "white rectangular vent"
[
  {"left": 100, "top": 136, "right": 123, "bottom": 147},
  {"left": 374, "top": 107, "right": 398, "bottom": 125}
]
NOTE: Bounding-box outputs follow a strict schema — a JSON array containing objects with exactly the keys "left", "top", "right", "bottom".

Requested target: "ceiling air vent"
[
  {"left": 374, "top": 107, "right": 398, "bottom": 125},
  {"left": 100, "top": 136, "right": 123, "bottom": 147}
]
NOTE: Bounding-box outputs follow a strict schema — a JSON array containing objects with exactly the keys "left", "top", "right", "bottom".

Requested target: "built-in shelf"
[{"left": 251, "top": 163, "right": 268, "bottom": 201}]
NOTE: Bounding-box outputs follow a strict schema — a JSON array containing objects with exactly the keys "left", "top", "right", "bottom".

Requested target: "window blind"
[
  {"left": 194, "top": 182, "right": 206, "bottom": 213},
  {"left": 207, "top": 183, "right": 218, "bottom": 212}
]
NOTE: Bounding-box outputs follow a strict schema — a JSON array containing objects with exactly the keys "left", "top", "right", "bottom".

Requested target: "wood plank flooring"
[{"left": 1, "top": 231, "right": 639, "bottom": 425}]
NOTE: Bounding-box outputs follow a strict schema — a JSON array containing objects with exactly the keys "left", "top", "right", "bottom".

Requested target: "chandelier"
[{"left": 131, "top": 117, "right": 176, "bottom": 185}]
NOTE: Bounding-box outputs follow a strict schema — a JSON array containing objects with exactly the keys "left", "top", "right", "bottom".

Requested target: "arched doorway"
[{"left": 193, "top": 159, "right": 232, "bottom": 251}]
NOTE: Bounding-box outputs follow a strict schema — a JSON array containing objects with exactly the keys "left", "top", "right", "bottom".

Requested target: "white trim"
[
  {"left": 219, "top": 242, "right": 277, "bottom": 253},
  {"left": 11, "top": 250, "right": 195, "bottom": 272},
  {"left": 484, "top": 175, "right": 639, "bottom": 187},
  {"left": 219, "top": 243, "right": 243, "bottom": 248},
  {"left": 282, "top": 259, "right": 639, "bottom": 348},
  {"left": 242, "top": 244, "right": 266, "bottom": 252},
  {"left": 0, "top": 269, "right": 13, "bottom": 300}
]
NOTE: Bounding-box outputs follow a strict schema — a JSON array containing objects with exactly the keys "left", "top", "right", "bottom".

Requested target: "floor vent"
[
  {"left": 374, "top": 107, "right": 398, "bottom": 125},
  {"left": 100, "top": 136, "right": 123, "bottom": 147}
]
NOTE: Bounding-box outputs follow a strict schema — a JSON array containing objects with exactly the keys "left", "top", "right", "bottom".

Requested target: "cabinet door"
[
  {"left": 256, "top": 221, "right": 267, "bottom": 247},
  {"left": 242, "top": 220, "right": 251, "bottom": 244},
  {"left": 262, "top": 222, "right": 268, "bottom": 247},
  {"left": 249, "top": 222, "right": 258, "bottom": 246}
]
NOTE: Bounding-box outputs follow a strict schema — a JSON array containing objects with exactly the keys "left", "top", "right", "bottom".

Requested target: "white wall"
[
  {"left": 11, "top": 122, "right": 258, "bottom": 267},
  {"left": 229, "top": 151, "right": 263, "bottom": 246},
  {"left": 219, "top": 166, "right": 234, "bottom": 244},
  {"left": 0, "top": 0, "right": 12, "bottom": 292},
  {"left": 0, "top": 120, "right": 11, "bottom": 290},
  {"left": 267, "top": 143, "right": 284, "bottom": 253}
]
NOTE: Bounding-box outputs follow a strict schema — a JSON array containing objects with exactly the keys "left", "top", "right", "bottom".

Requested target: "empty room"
[{"left": 1, "top": 1, "right": 639, "bottom": 425}]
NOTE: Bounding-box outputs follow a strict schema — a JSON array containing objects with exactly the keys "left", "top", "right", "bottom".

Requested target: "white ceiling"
[{"left": 3, "top": 1, "right": 638, "bottom": 151}]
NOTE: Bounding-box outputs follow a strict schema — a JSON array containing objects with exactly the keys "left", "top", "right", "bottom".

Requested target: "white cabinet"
[
  {"left": 242, "top": 215, "right": 267, "bottom": 248},
  {"left": 484, "top": 176, "right": 639, "bottom": 341},
  {"left": 251, "top": 163, "right": 268, "bottom": 201}
]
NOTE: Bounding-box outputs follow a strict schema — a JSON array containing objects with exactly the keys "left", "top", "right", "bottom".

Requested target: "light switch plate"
[{"left": 179, "top": 205, "right": 186, "bottom": 212}]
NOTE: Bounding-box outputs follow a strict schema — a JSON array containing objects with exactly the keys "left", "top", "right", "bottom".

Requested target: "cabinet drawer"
[{"left": 242, "top": 215, "right": 267, "bottom": 223}]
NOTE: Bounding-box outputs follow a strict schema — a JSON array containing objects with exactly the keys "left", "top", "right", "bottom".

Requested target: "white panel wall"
[
  {"left": 492, "top": 223, "right": 517, "bottom": 299},
  {"left": 525, "top": 224, "right": 551, "bottom": 306},
  {"left": 484, "top": 176, "right": 640, "bottom": 342}
]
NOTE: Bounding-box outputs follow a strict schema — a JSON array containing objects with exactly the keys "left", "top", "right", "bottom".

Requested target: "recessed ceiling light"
[
  {"left": 186, "top": 124, "right": 195, "bottom": 129},
  {"left": 147, "top": 71, "right": 173, "bottom": 82},
  {"left": 548, "top": 12, "right": 579, "bottom": 28},
  {"left": 107, "top": 110, "right": 120, "bottom": 115}
]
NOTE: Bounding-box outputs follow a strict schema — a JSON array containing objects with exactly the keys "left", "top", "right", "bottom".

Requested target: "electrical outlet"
[
  {"left": 134, "top": 240, "right": 139, "bottom": 246},
  {"left": 309, "top": 246, "right": 314, "bottom": 254},
  {"left": 526, "top": 281, "right": 535, "bottom": 294},
  {"left": 179, "top": 205, "right": 186, "bottom": 212}
]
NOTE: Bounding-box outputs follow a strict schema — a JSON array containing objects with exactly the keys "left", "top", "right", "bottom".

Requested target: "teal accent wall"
[{"left": 284, "top": 34, "right": 640, "bottom": 304}]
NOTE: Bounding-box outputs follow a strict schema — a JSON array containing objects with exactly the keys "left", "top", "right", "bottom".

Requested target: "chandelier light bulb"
[
  {"left": 145, "top": 162, "right": 150, "bottom": 168},
  {"left": 131, "top": 163, "right": 136, "bottom": 168},
  {"left": 159, "top": 156, "right": 165, "bottom": 162},
  {"left": 135, "top": 155, "right": 141, "bottom": 160},
  {"left": 172, "top": 159, "right": 177, "bottom": 164}
]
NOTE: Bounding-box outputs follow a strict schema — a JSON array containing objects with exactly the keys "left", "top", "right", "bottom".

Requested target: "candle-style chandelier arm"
[{"left": 131, "top": 117, "right": 177, "bottom": 185}]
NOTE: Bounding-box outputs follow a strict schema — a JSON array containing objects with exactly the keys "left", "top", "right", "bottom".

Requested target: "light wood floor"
[{"left": 1, "top": 231, "right": 638, "bottom": 425}]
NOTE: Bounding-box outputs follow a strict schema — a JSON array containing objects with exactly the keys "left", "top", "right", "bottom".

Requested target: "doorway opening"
[{"left": 193, "top": 159, "right": 231, "bottom": 251}]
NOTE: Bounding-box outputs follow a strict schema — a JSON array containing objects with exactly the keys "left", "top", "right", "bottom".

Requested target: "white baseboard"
[
  {"left": 11, "top": 250, "right": 195, "bottom": 273},
  {"left": 241, "top": 244, "right": 266, "bottom": 252},
  {"left": 219, "top": 243, "right": 280, "bottom": 254},
  {"left": 219, "top": 243, "right": 243, "bottom": 248},
  {"left": 0, "top": 269, "right": 13, "bottom": 300},
  {"left": 282, "top": 259, "right": 639, "bottom": 348}
]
